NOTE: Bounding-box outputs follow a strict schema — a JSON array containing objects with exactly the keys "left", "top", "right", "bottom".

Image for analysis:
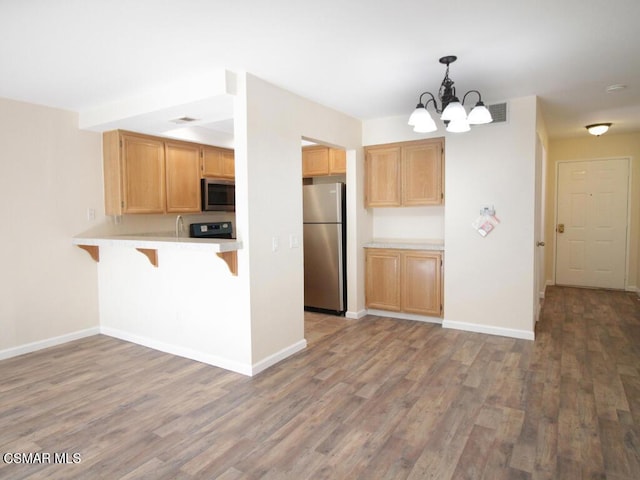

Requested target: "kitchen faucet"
[{"left": 175, "top": 215, "right": 184, "bottom": 237}]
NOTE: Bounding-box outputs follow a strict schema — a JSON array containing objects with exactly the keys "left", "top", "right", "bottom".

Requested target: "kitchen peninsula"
[
  {"left": 73, "top": 232, "right": 242, "bottom": 274},
  {"left": 72, "top": 231, "right": 252, "bottom": 375}
]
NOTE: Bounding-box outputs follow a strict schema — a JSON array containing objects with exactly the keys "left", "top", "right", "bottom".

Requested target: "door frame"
[
  {"left": 552, "top": 156, "right": 632, "bottom": 289},
  {"left": 534, "top": 135, "right": 547, "bottom": 322}
]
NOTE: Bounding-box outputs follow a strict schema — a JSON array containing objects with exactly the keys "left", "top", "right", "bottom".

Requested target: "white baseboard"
[
  {"left": 345, "top": 309, "right": 367, "bottom": 319},
  {"left": 0, "top": 327, "right": 100, "bottom": 361},
  {"left": 251, "top": 339, "right": 307, "bottom": 376},
  {"left": 442, "top": 319, "right": 535, "bottom": 341},
  {"left": 100, "top": 326, "right": 307, "bottom": 377},
  {"left": 625, "top": 285, "right": 638, "bottom": 294},
  {"left": 100, "top": 326, "right": 254, "bottom": 376},
  {"left": 366, "top": 309, "right": 443, "bottom": 325}
]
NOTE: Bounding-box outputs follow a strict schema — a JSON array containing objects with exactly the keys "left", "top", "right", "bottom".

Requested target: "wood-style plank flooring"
[{"left": 1, "top": 286, "right": 639, "bottom": 479}]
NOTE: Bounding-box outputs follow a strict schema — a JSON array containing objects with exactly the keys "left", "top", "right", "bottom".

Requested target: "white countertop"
[
  {"left": 364, "top": 238, "right": 444, "bottom": 251},
  {"left": 73, "top": 232, "right": 242, "bottom": 253}
]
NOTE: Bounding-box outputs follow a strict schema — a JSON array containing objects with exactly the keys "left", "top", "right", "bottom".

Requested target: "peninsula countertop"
[
  {"left": 72, "top": 232, "right": 242, "bottom": 253},
  {"left": 364, "top": 238, "right": 444, "bottom": 251}
]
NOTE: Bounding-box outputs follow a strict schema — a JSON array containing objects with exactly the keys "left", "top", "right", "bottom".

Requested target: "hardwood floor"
[{"left": 1, "top": 286, "right": 639, "bottom": 479}]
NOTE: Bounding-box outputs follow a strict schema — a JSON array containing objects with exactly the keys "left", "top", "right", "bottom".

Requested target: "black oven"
[{"left": 201, "top": 178, "right": 235, "bottom": 212}]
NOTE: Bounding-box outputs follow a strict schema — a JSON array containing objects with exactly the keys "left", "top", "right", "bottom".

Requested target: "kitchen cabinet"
[
  {"left": 365, "top": 249, "right": 402, "bottom": 311},
  {"left": 201, "top": 146, "right": 235, "bottom": 179},
  {"left": 329, "top": 148, "right": 346, "bottom": 174},
  {"left": 103, "top": 131, "right": 165, "bottom": 215},
  {"left": 302, "top": 146, "right": 346, "bottom": 177},
  {"left": 365, "top": 248, "right": 443, "bottom": 317},
  {"left": 165, "top": 141, "right": 201, "bottom": 213},
  {"left": 365, "top": 138, "right": 444, "bottom": 207},
  {"left": 103, "top": 130, "right": 203, "bottom": 215}
]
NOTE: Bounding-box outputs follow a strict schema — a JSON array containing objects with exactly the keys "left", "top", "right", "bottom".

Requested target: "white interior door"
[{"left": 555, "top": 158, "right": 629, "bottom": 289}]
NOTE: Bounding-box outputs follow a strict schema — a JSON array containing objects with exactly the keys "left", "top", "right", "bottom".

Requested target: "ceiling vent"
[
  {"left": 171, "top": 116, "right": 199, "bottom": 124},
  {"left": 487, "top": 103, "right": 507, "bottom": 123}
]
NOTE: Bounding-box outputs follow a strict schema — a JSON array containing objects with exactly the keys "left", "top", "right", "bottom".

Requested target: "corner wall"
[
  {"left": 234, "top": 74, "right": 364, "bottom": 369},
  {"left": 0, "top": 97, "right": 103, "bottom": 357}
]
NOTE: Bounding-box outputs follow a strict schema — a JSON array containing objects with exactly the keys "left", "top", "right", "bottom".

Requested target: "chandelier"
[{"left": 408, "top": 55, "right": 493, "bottom": 133}]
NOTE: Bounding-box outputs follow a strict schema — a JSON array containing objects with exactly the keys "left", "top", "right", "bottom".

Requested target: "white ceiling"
[{"left": 2, "top": 0, "right": 639, "bottom": 141}]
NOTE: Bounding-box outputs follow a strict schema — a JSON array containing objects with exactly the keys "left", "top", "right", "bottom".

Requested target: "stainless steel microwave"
[{"left": 201, "top": 178, "right": 235, "bottom": 212}]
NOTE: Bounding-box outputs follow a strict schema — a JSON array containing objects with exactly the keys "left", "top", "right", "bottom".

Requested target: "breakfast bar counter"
[{"left": 73, "top": 233, "right": 242, "bottom": 274}]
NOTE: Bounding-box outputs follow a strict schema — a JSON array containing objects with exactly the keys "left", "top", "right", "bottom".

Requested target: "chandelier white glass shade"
[
  {"left": 585, "top": 123, "right": 611, "bottom": 136},
  {"left": 408, "top": 55, "right": 493, "bottom": 133}
]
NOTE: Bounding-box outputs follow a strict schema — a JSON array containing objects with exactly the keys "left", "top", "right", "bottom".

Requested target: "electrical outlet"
[
  {"left": 87, "top": 208, "right": 96, "bottom": 221},
  {"left": 272, "top": 236, "right": 279, "bottom": 252},
  {"left": 289, "top": 234, "right": 299, "bottom": 249}
]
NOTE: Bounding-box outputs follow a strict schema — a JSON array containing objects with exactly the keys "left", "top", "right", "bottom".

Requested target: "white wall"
[
  {"left": 234, "top": 74, "right": 365, "bottom": 364},
  {"left": 444, "top": 96, "right": 538, "bottom": 338},
  {"left": 0, "top": 97, "right": 103, "bottom": 357},
  {"left": 363, "top": 96, "right": 539, "bottom": 339}
]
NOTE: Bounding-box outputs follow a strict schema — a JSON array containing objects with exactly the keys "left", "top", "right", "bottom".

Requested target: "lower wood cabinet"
[{"left": 365, "top": 248, "right": 443, "bottom": 317}]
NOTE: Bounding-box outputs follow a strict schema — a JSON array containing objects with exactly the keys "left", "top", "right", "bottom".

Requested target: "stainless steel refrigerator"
[{"left": 303, "top": 182, "right": 346, "bottom": 314}]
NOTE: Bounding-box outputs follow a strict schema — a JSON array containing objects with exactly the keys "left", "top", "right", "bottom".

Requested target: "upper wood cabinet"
[
  {"left": 329, "top": 148, "right": 346, "bottom": 174},
  {"left": 364, "top": 145, "right": 402, "bottom": 206},
  {"left": 104, "top": 131, "right": 166, "bottom": 215},
  {"left": 165, "top": 141, "right": 201, "bottom": 213},
  {"left": 302, "top": 146, "right": 346, "bottom": 177},
  {"left": 365, "top": 138, "right": 444, "bottom": 207},
  {"left": 365, "top": 248, "right": 443, "bottom": 317},
  {"left": 201, "top": 146, "right": 235, "bottom": 179},
  {"left": 103, "top": 130, "right": 203, "bottom": 215}
]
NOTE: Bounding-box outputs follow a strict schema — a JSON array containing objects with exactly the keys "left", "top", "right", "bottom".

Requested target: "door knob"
[
  {"left": 557, "top": 223, "right": 565, "bottom": 233},
  {"left": 536, "top": 241, "right": 545, "bottom": 247}
]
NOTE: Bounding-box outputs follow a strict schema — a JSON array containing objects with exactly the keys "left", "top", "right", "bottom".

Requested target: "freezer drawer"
[{"left": 303, "top": 223, "right": 344, "bottom": 311}]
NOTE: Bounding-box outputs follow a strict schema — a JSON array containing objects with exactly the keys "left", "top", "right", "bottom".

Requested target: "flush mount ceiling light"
[
  {"left": 408, "top": 55, "right": 493, "bottom": 133},
  {"left": 586, "top": 123, "right": 612, "bottom": 136}
]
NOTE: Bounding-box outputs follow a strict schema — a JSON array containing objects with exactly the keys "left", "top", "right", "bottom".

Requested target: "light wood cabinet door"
[
  {"left": 165, "top": 141, "right": 201, "bottom": 213},
  {"left": 365, "top": 138, "right": 443, "bottom": 207},
  {"left": 365, "top": 248, "right": 443, "bottom": 317},
  {"left": 402, "top": 141, "right": 443, "bottom": 206},
  {"left": 401, "top": 251, "right": 442, "bottom": 316},
  {"left": 202, "top": 146, "right": 235, "bottom": 179},
  {"left": 121, "top": 133, "right": 165, "bottom": 214},
  {"left": 221, "top": 149, "right": 235, "bottom": 178},
  {"left": 365, "top": 249, "right": 401, "bottom": 311},
  {"left": 302, "top": 146, "right": 330, "bottom": 177},
  {"left": 329, "top": 148, "right": 346, "bottom": 174},
  {"left": 365, "top": 146, "right": 402, "bottom": 206}
]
